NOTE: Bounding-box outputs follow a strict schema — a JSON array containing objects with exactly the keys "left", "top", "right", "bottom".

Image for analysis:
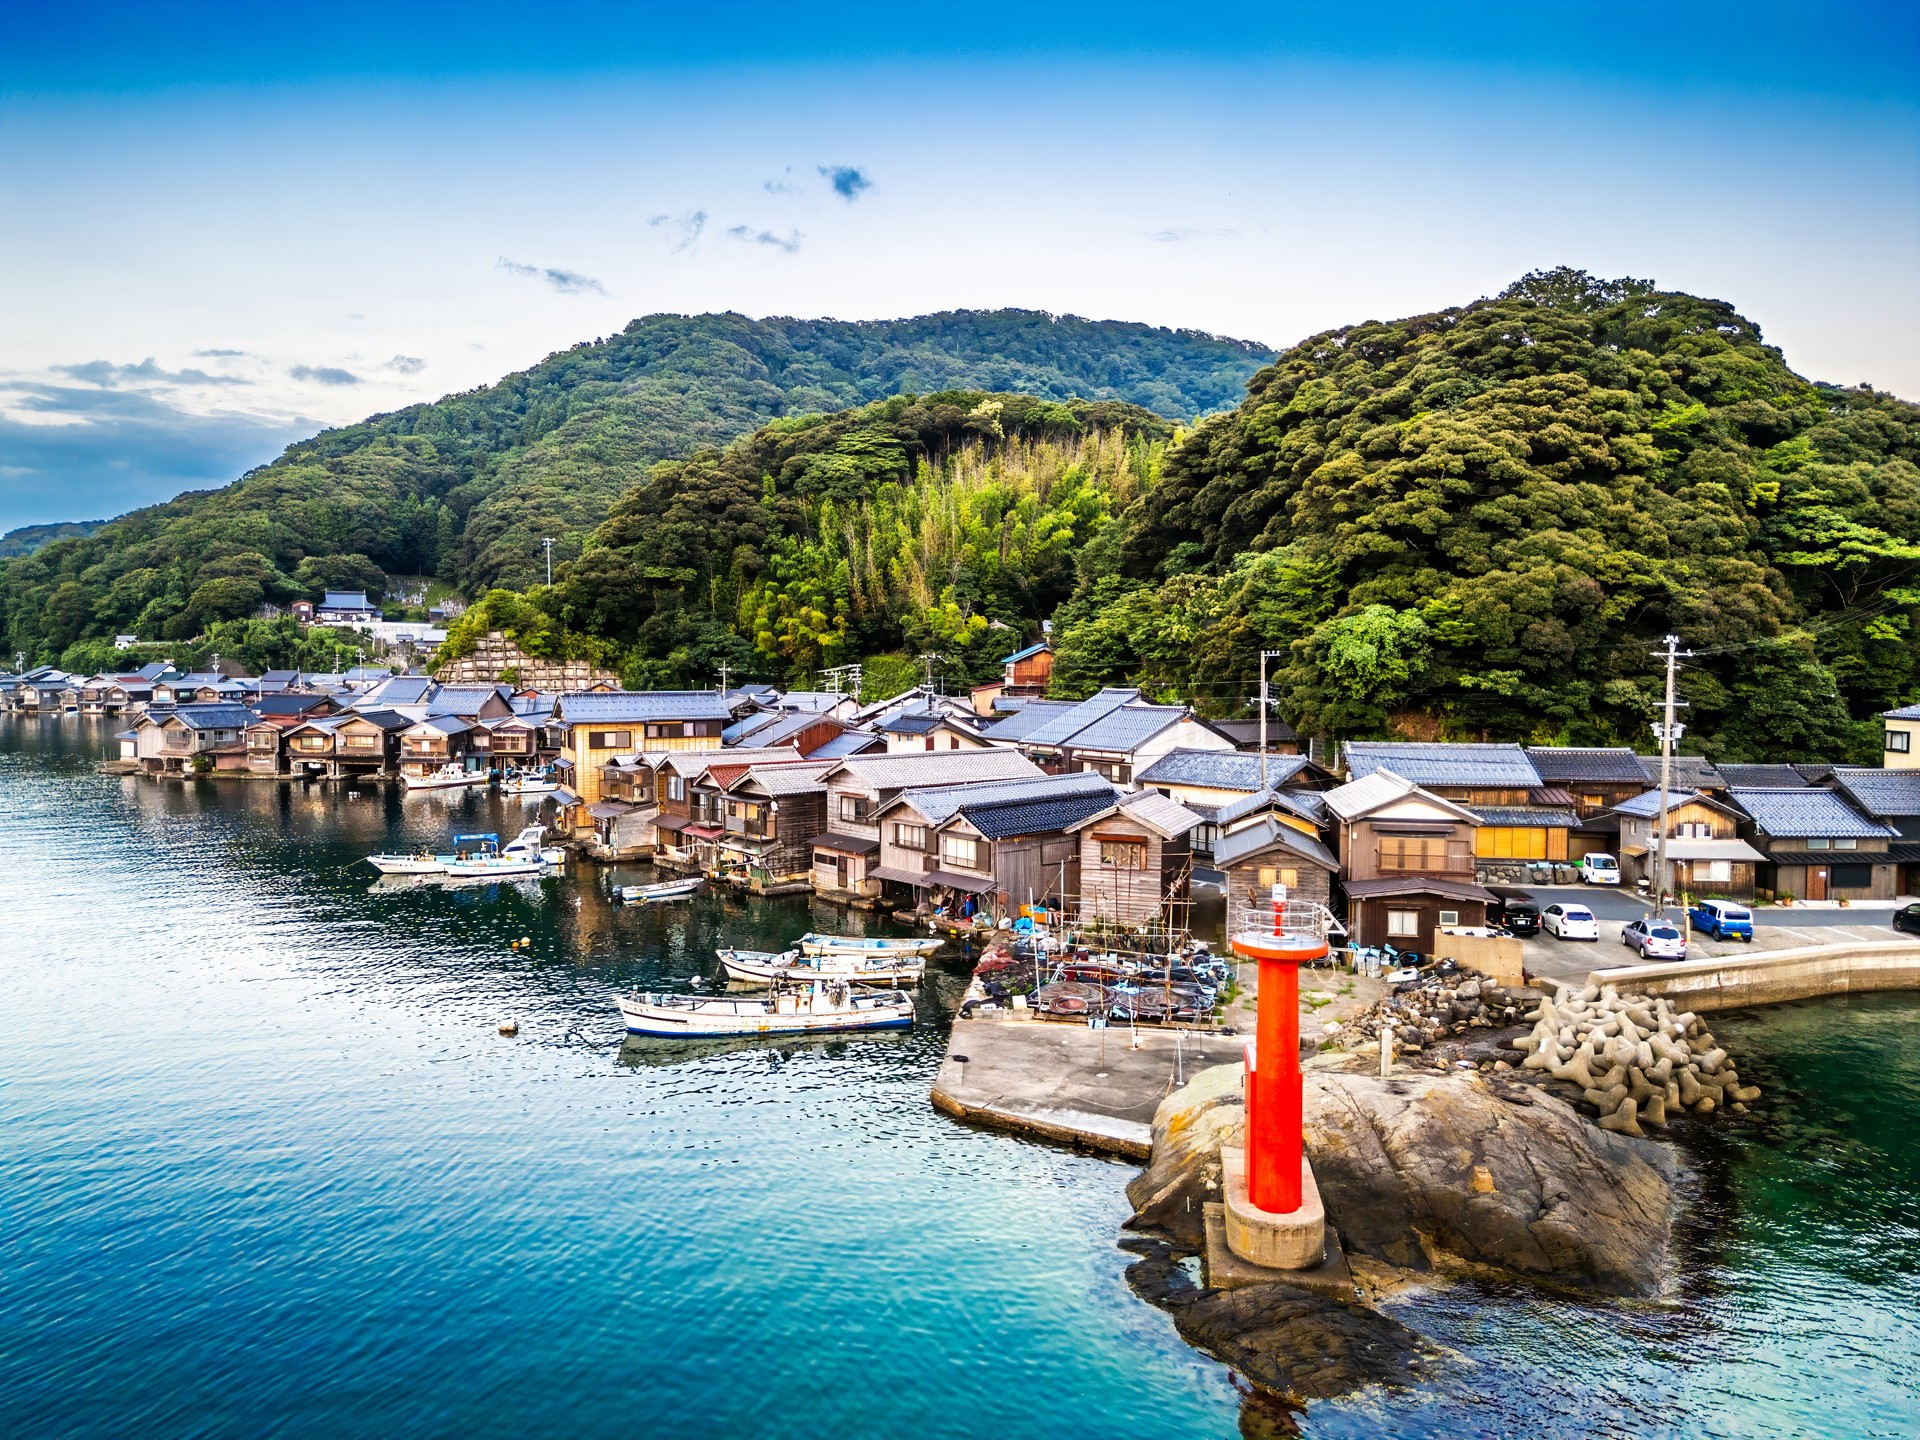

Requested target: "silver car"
[{"left": 1621, "top": 916, "right": 1688, "bottom": 961}]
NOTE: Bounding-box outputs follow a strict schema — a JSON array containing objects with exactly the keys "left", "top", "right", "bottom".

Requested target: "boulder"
[{"left": 1124, "top": 1062, "right": 1246, "bottom": 1248}]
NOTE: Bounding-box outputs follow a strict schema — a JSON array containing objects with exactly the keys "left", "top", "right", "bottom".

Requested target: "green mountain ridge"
[
  {"left": 0, "top": 309, "right": 1271, "bottom": 661},
  {"left": 0, "top": 520, "right": 104, "bottom": 560}
]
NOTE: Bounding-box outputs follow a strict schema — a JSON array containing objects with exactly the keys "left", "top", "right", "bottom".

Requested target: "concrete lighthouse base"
[{"left": 1220, "top": 1145, "right": 1327, "bottom": 1271}]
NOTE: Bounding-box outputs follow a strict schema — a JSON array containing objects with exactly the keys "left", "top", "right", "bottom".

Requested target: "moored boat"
[
  {"left": 617, "top": 876, "right": 703, "bottom": 903},
  {"left": 616, "top": 977, "right": 914, "bottom": 1037},
  {"left": 717, "top": 946, "right": 926, "bottom": 985},
  {"left": 500, "top": 768, "right": 560, "bottom": 796},
  {"left": 402, "top": 763, "right": 490, "bottom": 791},
  {"left": 795, "top": 932, "right": 942, "bottom": 958},
  {"left": 362, "top": 850, "right": 445, "bottom": 876}
]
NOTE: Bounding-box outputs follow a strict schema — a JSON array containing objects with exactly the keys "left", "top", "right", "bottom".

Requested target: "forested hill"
[
  {"left": 0, "top": 310, "right": 1270, "bottom": 659},
  {"left": 1051, "top": 269, "right": 1920, "bottom": 760},
  {"left": 0, "top": 520, "right": 102, "bottom": 560}
]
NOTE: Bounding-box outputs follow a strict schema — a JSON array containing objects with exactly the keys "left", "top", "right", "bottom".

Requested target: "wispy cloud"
[
  {"left": 288, "top": 364, "right": 360, "bottom": 386},
  {"left": 385, "top": 355, "right": 426, "bottom": 376},
  {"left": 646, "top": 210, "right": 707, "bottom": 253},
  {"left": 763, "top": 168, "right": 802, "bottom": 195},
  {"left": 817, "top": 164, "right": 872, "bottom": 202},
  {"left": 497, "top": 257, "right": 607, "bottom": 295},
  {"left": 726, "top": 225, "right": 804, "bottom": 253},
  {"left": 55, "top": 358, "right": 248, "bottom": 388},
  {"left": 193, "top": 348, "right": 248, "bottom": 359},
  {"left": 1149, "top": 227, "right": 1238, "bottom": 243}
]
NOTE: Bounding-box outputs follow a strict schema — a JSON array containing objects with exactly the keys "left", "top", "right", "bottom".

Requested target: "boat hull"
[
  {"left": 616, "top": 990, "right": 913, "bottom": 1038},
  {"left": 619, "top": 879, "right": 702, "bottom": 902},
  {"left": 795, "top": 933, "right": 942, "bottom": 958},
  {"left": 718, "top": 948, "right": 924, "bottom": 985},
  {"left": 402, "top": 768, "right": 490, "bottom": 791},
  {"left": 363, "top": 855, "right": 445, "bottom": 875}
]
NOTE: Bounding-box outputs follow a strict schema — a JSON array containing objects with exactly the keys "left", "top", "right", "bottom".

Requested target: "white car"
[
  {"left": 1621, "top": 916, "right": 1688, "bottom": 961},
  {"left": 1541, "top": 902, "right": 1600, "bottom": 940},
  {"left": 1580, "top": 853, "right": 1621, "bottom": 885}
]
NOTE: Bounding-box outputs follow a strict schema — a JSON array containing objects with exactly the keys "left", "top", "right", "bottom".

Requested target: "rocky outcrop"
[
  {"left": 1123, "top": 1236, "right": 1437, "bottom": 1402},
  {"left": 1129, "top": 1061, "right": 1679, "bottom": 1297}
]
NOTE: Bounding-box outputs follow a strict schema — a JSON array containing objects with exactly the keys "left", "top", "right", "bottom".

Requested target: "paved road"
[{"left": 1510, "top": 884, "right": 1906, "bottom": 927}]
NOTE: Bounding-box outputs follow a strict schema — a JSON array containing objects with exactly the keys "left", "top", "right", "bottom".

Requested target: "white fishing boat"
[
  {"left": 501, "top": 825, "right": 566, "bottom": 866},
  {"left": 795, "top": 932, "right": 943, "bottom": 958},
  {"left": 442, "top": 851, "right": 547, "bottom": 879},
  {"left": 362, "top": 830, "right": 503, "bottom": 876},
  {"left": 718, "top": 946, "right": 926, "bottom": 985},
  {"left": 500, "top": 769, "right": 560, "bottom": 796},
  {"left": 618, "top": 876, "right": 703, "bottom": 903},
  {"left": 402, "top": 763, "right": 490, "bottom": 791},
  {"left": 616, "top": 977, "right": 914, "bottom": 1037}
]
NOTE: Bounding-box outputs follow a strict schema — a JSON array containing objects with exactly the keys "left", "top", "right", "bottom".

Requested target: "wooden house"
[
  {"left": 1606, "top": 789, "right": 1764, "bottom": 897},
  {"left": 550, "top": 691, "right": 738, "bottom": 818},
  {"left": 1728, "top": 787, "right": 1901, "bottom": 902},
  {"left": 986, "top": 687, "right": 1234, "bottom": 786},
  {"left": 1065, "top": 788, "right": 1205, "bottom": 927},
  {"left": 1343, "top": 742, "right": 1577, "bottom": 876},
  {"left": 1830, "top": 770, "right": 1920, "bottom": 897},
  {"left": 133, "top": 703, "right": 254, "bottom": 775},
  {"left": 1135, "top": 748, "right": 1336, "bottom": 865},
  {"left": 1322, "top": 769, "right": 1495, "bottom": 952},
  {"left": 397, "top": 716, "right": 478, "bottom": 780},
  {"left": 1211, "top": 806, "right": 1341, "bottom": 917},
  {"left": 717, "top": 760, "right": 834, "bottom": 892},
  {"left": 1001, "top": 641, "right": 1054, "bottom": 696},
  {"left": 1526, "top": 746, "right": 1654, "bottom": 859}
]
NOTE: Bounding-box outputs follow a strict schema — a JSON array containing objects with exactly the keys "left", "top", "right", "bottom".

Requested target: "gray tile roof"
[
  {"left": 1611, "top": 787, "right": 1711, "bottom": 818},
  {"left": 1728, "top": 787, "right": 1899, "bottom": 839},
  {"left": 1018, "top": 688, "right": 1141, "bottom": 748},
  {"left": 807, "top": 730, "right": 883, "bottom": 759},
  {"left": 1832, "top": 769, "right": 1920, "bottom": 818},
  {"left": 1056, "top": 703, "right": 1186, "bottom": 754},
  {"left": 1717, "top": 764, "right": 1811, "bottom": 790},
  {"left": 1213, "top": 787, "right": 1328, "bottom": 827},
  {"left": 167, "top": 703, "right": 255, "bottom": 730},
  {"left": 979, "top": 699, "right": 1079, "bottom": 742},
  {"left": 1206, "top": 717, "right": 1297, "bottom": 746},
  {"left": 1524, "top": 746, "right": 1653, "bottom": 785},
  {"left": 831, "top": 748, "right": 1042, "bottom": 792},
  {"left": 1322, "top": 769, "right": 1480, "bottom": 822},
  {"left": 894, "top": 771, "right": 1112, "bottom": 828},
  {"left": 959, "top": 787, "right": 1119, "bottom": 840},
  {"left": 1882, "top": 702, "right": 1920, "bottom": 720},
  {"left": 1667, "top": 755, "right": 1726, "bottom": 790},
  {"left": 1467, "top": 805, "right": 1581, "bottom": 828},
  {"left": 554, "top": 691, "right": 734, "bottom": 723},
  {"left": 426, "top": 684, "right": 507, "bottom": 716},
  {"left": 1214, "top": 815, "right": 1340, "bottom": 872},
  {"left": 1137, "top": 747, "right": 1311, "bottom": 791},
  {"left": 1343, "top": 742, "right": 1543, "bottom": 788},
  {"left": 735, "top": 761, "right": 834, "bottom": 796}
]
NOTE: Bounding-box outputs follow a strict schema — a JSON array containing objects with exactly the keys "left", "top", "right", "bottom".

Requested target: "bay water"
[{"left": 3, "top": 720, "right": 1915, "bottom": 1437}]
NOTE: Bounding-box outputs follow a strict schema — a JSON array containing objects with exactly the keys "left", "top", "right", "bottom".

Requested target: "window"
[
  {"left": 589, "top": 729, "right": 633, "bottom": 750},
  {"left": 1834, "top": 837, "right": 1858, "bottom": 851},
  {"left": 1581, "top": 792, "right": 1605, "bottom": 809},
  {"left": 667, "top": 776, "right": 685, "bottom": 802},
  {"left": 1807, "top": 836, "right": 1830, "bottom": 850},
  {"left": 1437, "top": 910, "right": 1460, "bottom": 927},
  {"left": 893, "top": 823, "right": 928, "bottom": 851},
  {"left": 1832, "top": 863, "right": 1874, "bottom": 888},
  {"left": 941, "top": 835, "right": 980, "bottom": 870},
  {"left": 1380, "top": 836, "right": 1449, "bottom": 870},
  {"left": 1387, "top": 909, "right": 1420, "bottom": 938},
  {"left": 1475, "top": 827, "right": 1549, "bottom": 860},
  {"left": 1098, "top": 838, "right": 1147, "bottom": 868},
  {"left": 1191, "top": 823, "right": 1220, "bottom": 855},
  {"left": 839, "top": 795, "right": 869, "bottom": 823},
  {"left": 1697, "top": 860, "right": 1733, "bottom": 883},
  {"left": 1889, "top": 730, "right": 1912, "bottom": 754}
]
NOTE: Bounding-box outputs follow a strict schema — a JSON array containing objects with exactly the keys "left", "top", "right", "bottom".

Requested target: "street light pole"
[
  {"left": 1650, "top": 634, "right": 1692, "bottom": 920},
  {"left": 541, "top": 537, "right": 555, "bottom": 588},
  {"left": 1258, "top": 650, "right": 1284, "bottom": 791}
]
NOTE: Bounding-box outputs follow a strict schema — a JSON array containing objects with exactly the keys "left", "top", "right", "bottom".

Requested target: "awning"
[
  {"left": 868, "top": 864, "right": 932, "bottom": 886},
  {"left": 652, "top": 812, "right": 694, "bottom": 833},
  {"left": 811, "top": 831, "right": 879, "bottom": 856},
  {"left": 543, "top": 787, "right": 579, "bottom": 805},
  {"left": 925, "top": 869, "right": 997, "bottom": 894},
  {"left": 1763, "top": 850, "right": 1894, "bottom": 866},
  {"left": 551, "top": 756, "right": 574, "bottom": 770},
  {"left": 685, "top": 824, "right": 723, "bottom": 840},
  {"left": 1342, "top": 875, "right": 1498, "bottom": 904},
  {"left": 588, "top": 801, "right": 635, "bottom": 819},
  {"left": 1661, "top": 838, "right": 1766, "bottom": 863}
]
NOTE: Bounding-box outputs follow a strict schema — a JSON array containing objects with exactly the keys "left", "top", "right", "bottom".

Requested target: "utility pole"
[
  {"left": 919, "top": 651, "right": 940, "bottom": 697},
  {"left": 717, "top": 660, "right": 730, "bottom": 696},
  {"left": 541, "top": 537, "right": 555, "bottom": 588},
  {"left": 1650, "top": 634, "right": 1693, "bottom": 920},
  {"left": 1258, "top": 649, "right": 1284, "bottom": 790}
]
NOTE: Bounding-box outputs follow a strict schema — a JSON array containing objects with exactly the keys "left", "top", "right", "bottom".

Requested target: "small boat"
[
  {"left": 617, "top": 876, "right": 703, "bottom": 903},
  {"left": 717, "top": 947, "right": 926, "bottom": 986},
  {"left": 616, "top": 977, "right": 915, "bottom": 1037},
  {"left": 362, "top": 830, "right": 505, "bottom": 876},
  {"left": 501, "top": 825, "right": 566, "bottom": 866},
  {"left": 402, "top": 763, "right": 490, "bottom": 791},
  {"left": 500, "top": 769, "right": 560, "bottom": 796},
  {"left": 795, "top": 932, "right": 943, "bottom": 958}
]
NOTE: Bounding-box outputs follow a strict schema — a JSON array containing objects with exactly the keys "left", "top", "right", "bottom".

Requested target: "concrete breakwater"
[{"left": 1593, "top": 940, "right": 1920, "bottom": 1012}]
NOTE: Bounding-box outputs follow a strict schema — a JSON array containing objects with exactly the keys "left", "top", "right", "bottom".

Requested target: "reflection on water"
[{"left": 3, "top": 719, "right": 1916, "bottom": 1438}]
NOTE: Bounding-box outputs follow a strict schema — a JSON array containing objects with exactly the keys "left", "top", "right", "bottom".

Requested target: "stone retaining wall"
[{"left": 1592, "top": 941, "right": 1920, "bottom": 1011}]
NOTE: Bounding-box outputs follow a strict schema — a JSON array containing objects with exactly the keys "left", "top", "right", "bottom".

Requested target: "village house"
[
  {"left": 1829, "top": 770, "right": 1920, "bottom": 896},
  {"left": 1728, "top": 787, "right": 1902, "bottom": 902},
  {"left": 78, "top": 672, "right": 158, "bottom": 716},
  {"left": 1524, "top": 746, "right": 1654, "bottom": 860},
  {"left": 1343, "top": 741, "right": 1578, "bottom": 878},
  {"left": 1065, "top": 788, "right": 1205, "bottom": 928},
  {"left": 1135, "top": 748, "right": 1335, "bottom": 865},
  {"left": 1881, "top": 703, "right": 1920, "bottom": 770},
  {"left": 1322, "top": 769, "right": 1496, "bottom": 952},
  {"left": 397, "top": 716, "right": 478, "bottom": 780},
  {"left": 1607, "top": 788, "right": 1765, "bottom": 898},
  {"left": 716, "top": 759, "right": 835, "bottom": 893},
  {"left": 549, "top": 691, "right": 738, "bottom": 808},
  {"left": 811, "top": 748, "right": 1045, "bottom": 904},
  {"left": 985, "top": 687, "right": 1234, "bottom": 785},
  {"left": 315, "top": 590, "right": 381, "bottom": 624},
  {"left": 1211, "top": 803, "right": 1342, "bottom": 918},
  {"left": 876, "top": 701, "right": 990, "bottom": 754},
  {"left": 272, "top": 710, "right": 411, "bottom": 781},
  {"left": 154, "top": 671, "right": 250, "bottom": 706},
  {"left": 1204, "top": 717, "right": 1301, "bottom": 754},
  {"left": 132, "top": 702, "right": 254, "bottom": 775},
  {"left": 650, "top": 750, "right": 747, "bottom": 872},
  {"left": 867, "top": 771, "right": 1113, "bottom": 915},
  {"left": 1001, "top": 639, "right": 1054, "bottom": 697},
  {"left": 18, "top": 672, "right": 81, "bottom": 712}
]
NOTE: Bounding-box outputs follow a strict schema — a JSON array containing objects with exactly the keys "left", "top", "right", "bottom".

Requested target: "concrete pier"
[
  {"left": 1591, "top": 939, "right": 1920, "bottom": 1011},
  {"left": 930, "top": 1013, "right": 1230, "bottom": 1159}
]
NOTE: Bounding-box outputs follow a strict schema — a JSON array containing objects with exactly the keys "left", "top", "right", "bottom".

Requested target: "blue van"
[{"left": 1688, "top": 899, "right": 1754, "bottom": 942}]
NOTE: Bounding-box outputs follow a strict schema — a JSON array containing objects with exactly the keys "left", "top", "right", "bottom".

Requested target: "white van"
[{"left": 1580, "top": 853, "right": 1621, "bottom": 885}]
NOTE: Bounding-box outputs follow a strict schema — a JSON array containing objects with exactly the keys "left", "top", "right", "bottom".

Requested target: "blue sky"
[{"left": 2, "top": 1, "right": 1916, "bottom": 530}]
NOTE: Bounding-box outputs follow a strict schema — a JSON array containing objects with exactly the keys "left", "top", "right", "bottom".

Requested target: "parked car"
[
  {"left": 1580, "top": 853, "right": 1621, "bottom": 885},
  {"left": 1894, "top": 902, "right": 1920, "bottom": 936},
  {"left": 1541, "top": 902, "right": 1600, "bottom": 940},
  {"left": 1689, "top": 899, "right": 1754, "bottom": 942},
  {"left": 1622, "top": 916, "right": 1689, "bottom": 960},
  {"left": 1491, "top": 892, "right": 1541, "bottom": 935}
]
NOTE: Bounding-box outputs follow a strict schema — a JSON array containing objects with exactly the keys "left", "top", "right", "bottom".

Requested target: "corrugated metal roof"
[
  {"left": 554, "top": 691, "right": 734, "bottom": 722},
  {"left": 1001, "top": 641, "right": 1050, "bottom": 663},
  {"left": 426, "top": 685, "right": 507, "bottom": 716},
  {"left": 1018, "top": 688, "right": 1141, "bottom": 748},
  {"left": 830, "top": 749, "right": 1041, "bottom": 791},
  {"left": 1343, "top": 742, "right": 1542, "bottom": 788},
  {"left": 1213, "top": 815, "right": 1339, "bottom": 872},
  {"left": 1213, "top": 787, "right": 1327, "bottom": 827},
  {"left": 1833, "top": 769, "right": 1920, "bottom": 818},
  {"left": 807, "top": 730, "right": 883, "bottom": 759},
  {"left": 1524, "top": 746, "right": 1653, "bottom": 785},
  {"left": 979, "top": 700, "right": 1079, "bottom": 742},
  {"left": 1717, "top": 764, "right": 1811, "bottom": 790},
  {"left": 1113, "top": 787, "right": 1204, "bottom": 838},
  {"left": 1137, "top": 748, "right": 1310, "bottom": 791},
  {"left": 1728, "top": 787, "right": 1899, "bottom": 839},
  {"left": 1611, "top": 787, "right": 1711, "bottom": 818}
]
